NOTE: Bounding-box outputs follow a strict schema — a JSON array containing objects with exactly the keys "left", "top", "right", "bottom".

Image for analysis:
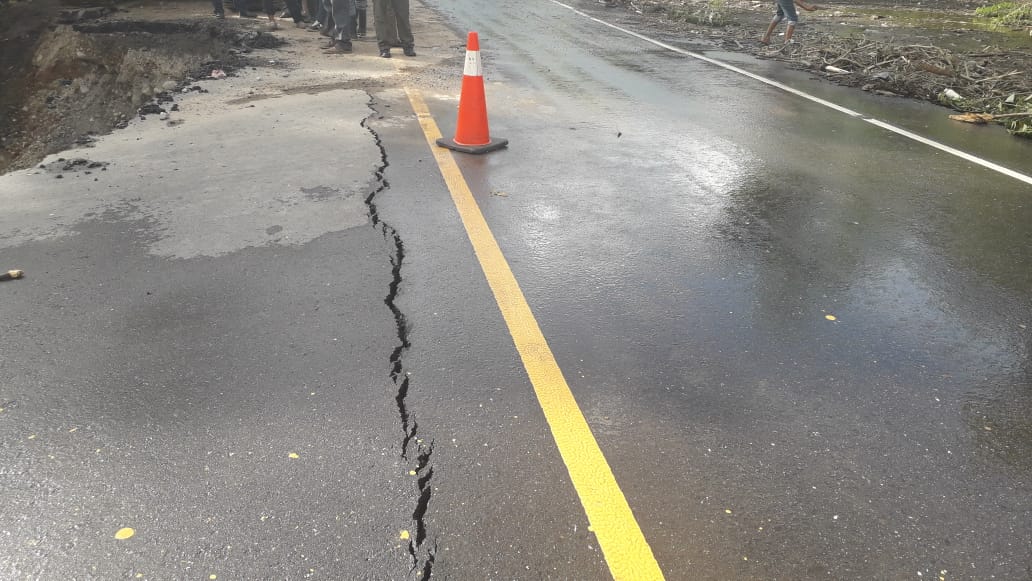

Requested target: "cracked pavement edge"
[{"left": 362, "top": 94, "right": 436, "bottom": 580}]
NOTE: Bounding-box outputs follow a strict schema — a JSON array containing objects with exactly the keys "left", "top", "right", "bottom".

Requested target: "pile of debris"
[
  {"left": 605, "top": 0, "right": 1032, "bottom": 138},
  {"left": 755, "top": 34, "right": 1032, "bottom": 136}
]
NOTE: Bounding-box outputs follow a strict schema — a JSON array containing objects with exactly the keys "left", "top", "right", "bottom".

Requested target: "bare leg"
[
  {"left": 783, "top": 22, "right": 796, "bottom": 43},
  {"left": 761, "top": 16, "right": 780, "bottom": 44}
]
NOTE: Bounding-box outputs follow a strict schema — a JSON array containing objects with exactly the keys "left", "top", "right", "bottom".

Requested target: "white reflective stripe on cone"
[{"left": 463, "top": 51, "right": 483, "bottom": 77}]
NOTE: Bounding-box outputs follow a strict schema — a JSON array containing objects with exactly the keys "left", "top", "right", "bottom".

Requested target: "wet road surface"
[
  {"left": 0, "top": 0, "right": 1030, "bottom": 579},
  {"left": 0, "top": 80, "right": 418, "bottom": 579},
  {"left": 405, "top": 0, "right": 1032, "bottom": 578}
]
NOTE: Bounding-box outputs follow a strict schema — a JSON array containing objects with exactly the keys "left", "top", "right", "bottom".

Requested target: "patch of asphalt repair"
[{"left": 362, "top": 94, "right": 436, "bottom": 580}]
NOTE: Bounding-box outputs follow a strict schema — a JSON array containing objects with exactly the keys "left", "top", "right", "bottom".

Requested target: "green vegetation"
[
  {"left": 974, "top": 1, "right": 1032, "bottom": 28},
  {"left": 974, "top": 2, "right": 1020, "bottom": 17},
  {"left": 998, "top": 94, "right": 1032, "bottom": 137},
  {"left": 1007, "top": 120, "right": 1032, "bottom": 137}
]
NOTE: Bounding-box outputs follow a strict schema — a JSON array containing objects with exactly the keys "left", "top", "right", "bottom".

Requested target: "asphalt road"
[
  {"left": 405, "top": 0, "right": 1032, "bottom": 578},
  {"left": 2, "top": 0, "right": 1031, "bottom": 579}
]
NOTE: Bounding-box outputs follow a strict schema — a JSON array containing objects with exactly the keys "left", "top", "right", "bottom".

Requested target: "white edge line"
[{"left": 549, "top": 0, "right": 1032, "bottom": 187}]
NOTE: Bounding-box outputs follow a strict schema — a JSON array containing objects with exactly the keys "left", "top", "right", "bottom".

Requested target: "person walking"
[
  {"left": 760, "top": 0, "right": 820, "bottom": 46},
  {"left": 373, "top": 0, "right": 415, "bottom": 58}
]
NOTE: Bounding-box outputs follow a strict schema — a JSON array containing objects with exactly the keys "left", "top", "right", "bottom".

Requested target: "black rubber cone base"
[{"left": 436, "top": 136, "right": 508, "bottom": 154}]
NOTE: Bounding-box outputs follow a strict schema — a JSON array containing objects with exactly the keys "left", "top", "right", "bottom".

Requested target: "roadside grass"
[{"left": 975, "top": 1, "right": 1032, "bottom": 29}]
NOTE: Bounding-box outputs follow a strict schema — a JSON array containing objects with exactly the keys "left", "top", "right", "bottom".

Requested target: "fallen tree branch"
[{"left": 973, "top": 69, "right": 1024, "bottom": 84}]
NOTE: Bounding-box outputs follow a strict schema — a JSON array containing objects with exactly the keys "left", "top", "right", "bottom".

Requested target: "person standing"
[
  {"left": 266, "top": 0, "right": 304, "bottom": 28},
  {"left": 382, "top": 2, "right": 401, "bottom": 46},
  {"left": 323, "top": 0, "right": 356, "bottom": 53},
  {"left": 351, "top": 0, "right": 368, "bottom": 38},
  {"left": 309, "top": 0, "right": 329, "bottom": 32},
  {"left": 233, "top": 0, "right": 255, "bottom": 18},
  {"left": 373, "top": 0, "right": 415, "bottom": 58}
]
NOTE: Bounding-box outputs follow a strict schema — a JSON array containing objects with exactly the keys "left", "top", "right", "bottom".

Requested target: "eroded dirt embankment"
[{"left": 0, "top": 2, "right": 278, "bottom": 174}]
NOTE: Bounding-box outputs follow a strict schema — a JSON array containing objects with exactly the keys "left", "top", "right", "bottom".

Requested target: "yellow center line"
[{"left": 404, "top": 86, "right": 665, "bottom": 581}]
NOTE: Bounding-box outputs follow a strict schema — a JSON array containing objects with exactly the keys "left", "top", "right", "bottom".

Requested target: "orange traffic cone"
[{"left": 436, "top": 32, "right": 508, "bottom": 155}]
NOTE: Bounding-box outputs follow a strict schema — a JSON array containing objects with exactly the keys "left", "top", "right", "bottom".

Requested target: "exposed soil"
[
  {"left": 1, "top": 0, "right": 1030, "bottom": 175},
  {"left": 0, "top": 0, "right": 283, "bottom": 174}
]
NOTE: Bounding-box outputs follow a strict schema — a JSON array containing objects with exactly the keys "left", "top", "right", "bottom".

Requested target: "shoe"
[
  {"left": 214, "top": 11, "right": 225, "bottom": 18},
  {"left": 307, "top": 21, "right": 321, "bottom": 30},
  {"left": 239, "top": 11, "right": 255, "bottom": 18},
  {"left": 295, "top": 20, "right": 306, "bottom": 28},
  {"left": 379, "top": 48, "right": 392, "bottom": 58},
  {"left": 319, "top": 26, "right": 331, "bottom": 37},
  {"left": 324, "top": 41, "right": 353, "bottom": 53},
  {"left": 403, "top": 46, "right": 416, "bottom": 57}
]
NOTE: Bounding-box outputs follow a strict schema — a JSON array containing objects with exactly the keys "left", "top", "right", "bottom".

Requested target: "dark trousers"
[
  {"left": 316, "top": 0, "right": 328, "bottom": 25},
  {"left": 278, "top": 0, "right": 303, "bottom": 21},
  {"left": 350, "top": 8, "right": 366, "bottom": 35},
  {"left": 373, "top": 0, "right": 412, "bottom": 50},
  {"left": 326, "top": 0, "right": 354, "bottom": 42}
]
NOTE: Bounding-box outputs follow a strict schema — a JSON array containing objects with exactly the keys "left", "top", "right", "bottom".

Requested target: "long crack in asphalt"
[{"left": 362, "top": 95, "right": 436, "bottom": 580}]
